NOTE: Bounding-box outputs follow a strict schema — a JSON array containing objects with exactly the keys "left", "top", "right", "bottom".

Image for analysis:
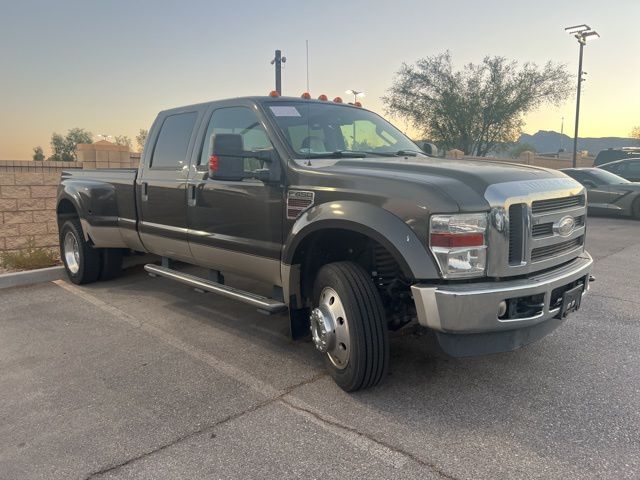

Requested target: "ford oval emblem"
[{"left": 553, "top": 216, "right": 575, "bottom": 237}]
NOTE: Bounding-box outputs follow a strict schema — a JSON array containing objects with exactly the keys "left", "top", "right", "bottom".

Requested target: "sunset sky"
[{"left": 1, "top": 0, "right": 638, "bottom": 159}]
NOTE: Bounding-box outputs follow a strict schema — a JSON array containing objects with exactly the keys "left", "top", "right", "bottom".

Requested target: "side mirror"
[
  {"left": 209, "top": 134, "right": 245, "bottom": 181},
  {"left": 582, "top": 180, "right": 597, "bottom": 189},
  {"left": 418, "top": 141, "right": 438, "bottom": 156},
  {"left": 211, "top": 133, "right": 274, "bottom": 162},
  {"left": 209, "top": 133, "right": 278, "bottom": 183}
]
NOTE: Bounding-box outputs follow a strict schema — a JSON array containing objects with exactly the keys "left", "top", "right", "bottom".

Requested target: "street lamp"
[
  {"left": 565, "top": 24, "right": 599, "bottom": 167},
  {"left": 345, "top": 89, "right": 365, "bottom": 104},
  {"left": 345, "top": 90, "right": 365, "bottom": 149}
]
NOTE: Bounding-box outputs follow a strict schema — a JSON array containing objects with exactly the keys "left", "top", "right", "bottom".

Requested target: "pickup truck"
[{"left": 57, "top": 95, "right": 593, "bottom": 391}]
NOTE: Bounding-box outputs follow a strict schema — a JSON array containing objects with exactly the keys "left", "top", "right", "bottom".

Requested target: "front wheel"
[{"left": 311, "top": 262, "right": 389, "bottom": 391}]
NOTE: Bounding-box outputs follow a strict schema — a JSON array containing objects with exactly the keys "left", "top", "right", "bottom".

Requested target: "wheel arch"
[
  {"left": 56, "top": 191, "right": 89, "bottom": 241},
  {"left": 281, "top": 201, "right": 439, "bottom": 338}
]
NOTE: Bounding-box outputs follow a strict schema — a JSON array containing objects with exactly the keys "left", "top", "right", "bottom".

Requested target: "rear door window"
[{"left": 151, "top": 112, "right": 197, "bottom": 169}]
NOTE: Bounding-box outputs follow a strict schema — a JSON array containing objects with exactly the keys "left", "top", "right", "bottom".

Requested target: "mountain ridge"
[{"left": 518, "top": 130, "right": 638, "bottom": 155}]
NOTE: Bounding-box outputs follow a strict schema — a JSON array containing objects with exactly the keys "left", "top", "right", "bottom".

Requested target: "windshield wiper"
[
  {"left": 394, "top": 150, "right": 425, "bottom": 157},
  {"left": 357, "top": 150, "right": 427, "bottom": 157},
  {"left": 304, "top": 150, "right": 367, "bottom": 159}
]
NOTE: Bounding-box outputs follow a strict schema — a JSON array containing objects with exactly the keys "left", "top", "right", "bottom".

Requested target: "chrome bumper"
[{"left": 411, "top": 252, "right": 593, "bottom": 334}]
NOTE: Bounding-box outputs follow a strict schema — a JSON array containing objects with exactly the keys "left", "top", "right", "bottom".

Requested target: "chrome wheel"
[
  {"left": 63, "top": 231, "right": 80, "bottom": 274},
  {"left": 310, "top": 287, "right": 350, "bottom": 369}
]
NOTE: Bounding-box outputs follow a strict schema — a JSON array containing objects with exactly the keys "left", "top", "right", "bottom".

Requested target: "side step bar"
[{"left": 144, "top": 264, "right": 288, "bottom": 315}]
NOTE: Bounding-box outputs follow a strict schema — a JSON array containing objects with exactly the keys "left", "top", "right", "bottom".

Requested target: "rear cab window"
[{"left": 150, "top": 112, "right": 198, "bottom": 169}]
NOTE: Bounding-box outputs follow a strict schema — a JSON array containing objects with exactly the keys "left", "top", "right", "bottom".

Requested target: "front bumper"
[{"left": 411, "top": 252, "right": 593, "bottom": 355}]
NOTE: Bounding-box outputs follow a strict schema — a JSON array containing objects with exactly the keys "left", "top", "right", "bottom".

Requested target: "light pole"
[
  {"left": 346, "top": 90, "right": 365, "bottom": 148},
  {"left": 565, "top": 24, "right": 599, "bottom": 167},
  {"left": 345, "top": 89, "right": 365, "bottom": 104},
  {"left": 270, "top": 50, "right": 286, "bottom": 95}
]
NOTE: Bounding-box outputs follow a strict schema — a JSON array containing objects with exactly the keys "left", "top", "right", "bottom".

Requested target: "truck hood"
[{"left": 312, "top": 156, "right": 570, "bottom": 210}]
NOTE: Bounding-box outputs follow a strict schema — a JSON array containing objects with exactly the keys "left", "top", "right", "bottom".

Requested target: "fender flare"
[
  {"left": 57, "top": 179, "right": 120, "bottom": 244},
  {"left": 282, "top": 200, "right": 440, "bottom": 281},
  {"left": 56, "top": 184, "right": 90, "bottom": 241}
]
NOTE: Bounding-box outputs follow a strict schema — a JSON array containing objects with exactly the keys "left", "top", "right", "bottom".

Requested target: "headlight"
[{"left": 429, "top": 213, "right": 488, "bottom": 278}]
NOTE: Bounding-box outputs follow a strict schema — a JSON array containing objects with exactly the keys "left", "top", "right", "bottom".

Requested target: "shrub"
[{"left": 0, "top": 240, "right": 59, "bottom": 271}]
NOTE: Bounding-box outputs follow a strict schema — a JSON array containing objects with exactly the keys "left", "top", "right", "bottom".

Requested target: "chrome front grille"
[
  {"left": 532, "top": 222, "right": 554, "bottom": 237},
  {"left": 507, "top": 194, "right": 586, "bottom": 270},
  {"left": 484, "top": 177, "right": 588, "bottom": 277},
  {"left": 532, "top": 215, "right": 585, "bottom": 238},
  {"left": 531, "top": 195, "right": 584, "bottom": 214},
  {"left": 531, "top": 236, "right": 584, "bottom": 262}
]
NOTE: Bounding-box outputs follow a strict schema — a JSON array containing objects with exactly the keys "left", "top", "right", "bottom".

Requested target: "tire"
[
  {"left": 311, "top": 261, "right": 389, "bottom": 391},
  {"left": 99, "top": 248, "right": 123, "bottom": 281},
  {"left": 59, "top": 219, "right": 101, "bottom": 285},
  {"left": 632, "top": 198, "right": 640, "bottom": 220}
]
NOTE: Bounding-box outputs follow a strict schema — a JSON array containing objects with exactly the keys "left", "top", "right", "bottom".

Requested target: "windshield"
[
  {"left": 264, "top": 101, "right": 423, "bottom": 158},
  {"left": 590, "top": 169, "right": 630, "bottom": 185}
]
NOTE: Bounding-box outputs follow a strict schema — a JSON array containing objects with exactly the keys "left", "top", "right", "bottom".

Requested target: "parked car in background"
[
  {"left": 598, "top": 158, "right": 640, "bottom": 182},
  {"left": 561, "top": 168, "right": 640, "bottom": 219},
  {"left": 594, "top": 147, "right": 640, "bottom": 166}
]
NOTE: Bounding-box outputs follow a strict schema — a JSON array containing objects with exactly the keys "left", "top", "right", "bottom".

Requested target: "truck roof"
[{"left": 158, "top": 95, "right": 362, "bottom": 115}]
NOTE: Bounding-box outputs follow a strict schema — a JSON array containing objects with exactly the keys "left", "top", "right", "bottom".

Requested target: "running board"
[{"left": 144, "top": 264, "right": 288, "bottom": 315}]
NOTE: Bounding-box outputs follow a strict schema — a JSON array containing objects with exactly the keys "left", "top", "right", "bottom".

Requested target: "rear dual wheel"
[
  {"left": 59, "top": 219, "right": 122, "bottom": 284},
  {"left": 310, "top": 262, "right": 389, "bottom": 392}
]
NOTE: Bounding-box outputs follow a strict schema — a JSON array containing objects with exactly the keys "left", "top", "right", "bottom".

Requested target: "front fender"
[{"left": 282, "top": 200, "right": 439, "bottom": 280}]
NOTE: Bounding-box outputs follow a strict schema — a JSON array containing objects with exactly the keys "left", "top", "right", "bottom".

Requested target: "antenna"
[{"left": 305, "top": 40, "right": 310, "bottom": 93}]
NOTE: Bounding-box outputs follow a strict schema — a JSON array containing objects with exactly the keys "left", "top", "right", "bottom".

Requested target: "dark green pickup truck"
[{"left": 57, "top": 96, "right": 593, "bottom": 391}]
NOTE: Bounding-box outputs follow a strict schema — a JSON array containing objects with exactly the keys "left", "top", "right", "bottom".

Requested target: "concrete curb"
[{"left": 0, "top": 266, "right": 66, "bottom": 290}]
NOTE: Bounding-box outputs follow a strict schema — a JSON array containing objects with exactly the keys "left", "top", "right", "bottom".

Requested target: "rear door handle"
[
  {"left": 141, "top": 182, "right": 149, "bottom": 202},
  {"left": 187, "top": 183, "right": 197, "bottom": 206}
]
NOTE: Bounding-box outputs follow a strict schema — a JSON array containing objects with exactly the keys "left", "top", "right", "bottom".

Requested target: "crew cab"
[{"left": 57, "top": 95, "right": 593, "bottom": 391}]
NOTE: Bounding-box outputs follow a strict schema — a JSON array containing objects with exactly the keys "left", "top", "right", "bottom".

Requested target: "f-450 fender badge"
[{"left": 287, "top": 190, "right": 315, "bottom": 220}]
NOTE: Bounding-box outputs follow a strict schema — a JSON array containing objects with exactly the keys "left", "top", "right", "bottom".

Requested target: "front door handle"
[
  {"left": 141, "top": 182, "right": 149, "bottom": 202},
  {"left": 187, "top": 183, "right": 197, "bottom": 206}
]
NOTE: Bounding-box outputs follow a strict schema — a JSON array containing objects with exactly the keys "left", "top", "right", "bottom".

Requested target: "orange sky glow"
[{"left": 1, "top": 0, "right": 638, "bottom": 159}]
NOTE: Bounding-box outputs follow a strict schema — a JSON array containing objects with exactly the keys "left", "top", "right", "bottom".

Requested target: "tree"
[
  {"left": 383, "top": 52, "right": 572, "bottom": 156},
  {"left": 631, "top": 126, "right": 640, "bottom": 144},
  {"left": 114, "top": 135, "right": 132, "bottom": 149},
  {"left": 49, "top": 128, "right": 93, "bottom": 161},
  {"left": 32, "top": 146, "right": 45, "bottom": 161},
  {"left": 136, "top": 129, "right": 148, "bottom": 152}
]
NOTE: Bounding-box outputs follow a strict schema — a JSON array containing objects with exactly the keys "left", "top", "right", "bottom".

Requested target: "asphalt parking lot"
[{"left": 1, "top": 216, "right": 638, "bottom": 480}]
